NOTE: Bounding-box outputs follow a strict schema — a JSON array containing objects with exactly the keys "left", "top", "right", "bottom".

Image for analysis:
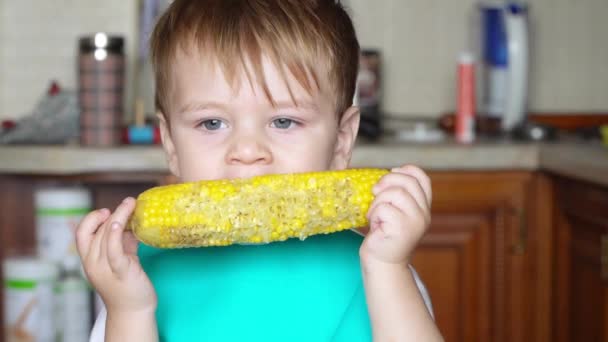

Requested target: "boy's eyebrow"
[
  {"left": 176, "top": 99, "right": 319, "bottom": 115},
  {"left": 273, "top": 100, "right": 319, "bottom": 111},
  {"left": 176, "top": 101, "right": 228, "bottom": 115}
]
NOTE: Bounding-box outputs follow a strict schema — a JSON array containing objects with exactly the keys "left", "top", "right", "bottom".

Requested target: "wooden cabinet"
[
  {"left": 553, "top": 177, "right": 608, "bottom": 342},
  {"left": 0, "top": 171, "right": 571, "bottom": 342},
  {"left": 412, "top": 172, "right": 552, "bottom": 342}
]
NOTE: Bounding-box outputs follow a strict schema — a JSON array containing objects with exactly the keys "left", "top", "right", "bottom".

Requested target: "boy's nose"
[{"left": 226, "top": 137, "right": 272, "bottom": 165}]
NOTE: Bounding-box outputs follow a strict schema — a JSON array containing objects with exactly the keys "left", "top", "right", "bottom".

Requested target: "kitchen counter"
[
  {"left": 0, "top": 141, "right": 605, "bottom": 186},
  {"left": 0, "top": 140, "right": 605, "bottom": 342},
  {"left": 538, "top": 142, "right": 608, "bottom": 187}
]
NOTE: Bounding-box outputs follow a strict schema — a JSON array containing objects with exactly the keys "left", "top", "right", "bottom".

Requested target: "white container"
[
  {"left": 3, "top": 257, "right": 59, "bottom": 342},
  {"left": 55, "top": 256, "right": 92, "bottom": 342},
  {"left": 35, "top": 187, "right": 92, "bottom": 267}
]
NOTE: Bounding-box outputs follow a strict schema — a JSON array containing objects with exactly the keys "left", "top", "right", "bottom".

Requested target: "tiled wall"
[
  {"left": 1, "top": 0, "right": 607, "bottom": 121},
  {"left": 0, "top": 0, "right": 137, "bottom": 120},
  {"left": 348, "top": 0, "right": 608, "bottom": 116}
]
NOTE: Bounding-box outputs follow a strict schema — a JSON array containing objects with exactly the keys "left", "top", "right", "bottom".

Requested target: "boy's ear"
[
  {"left": 331, "top": 106, "right": 360, "bottom": 170},
  {"left": 157, "top": 113, "right": 181, "bottom": 178}
]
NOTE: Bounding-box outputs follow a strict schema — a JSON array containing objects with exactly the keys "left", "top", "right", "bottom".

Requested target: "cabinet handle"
[
  {"left": 511, "top": 208, "right": 527, "bottom": 255},
  {"left": 602, "top": 235, "right": 608, "bottom": 282}
]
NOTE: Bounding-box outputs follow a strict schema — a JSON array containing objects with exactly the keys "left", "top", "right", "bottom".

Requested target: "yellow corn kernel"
[{"left": 128, "top": 168, "right": 388, "bottom": 248}]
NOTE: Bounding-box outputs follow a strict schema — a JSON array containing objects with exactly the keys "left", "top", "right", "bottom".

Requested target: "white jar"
[
  {"left": 35, "top": 187, "right": 92, "bottom": 267},
  {"left": 55, "top": 256, "right": 92, "bottom": 342},
  {"left": 3, "top": 257, "right": 59, "bottom": 342}
]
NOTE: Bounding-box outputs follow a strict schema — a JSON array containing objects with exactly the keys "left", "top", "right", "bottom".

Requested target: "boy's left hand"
[{"left": 360, "top": 165, "right": 432, "bottom": 267}]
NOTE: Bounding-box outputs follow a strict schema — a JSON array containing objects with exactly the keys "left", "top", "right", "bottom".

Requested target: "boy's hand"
[
  {"left": 360, "top": 165, "right": 432, "bottom": 268},
  {"left": 76, "top": 197, "right": 157, "bottom": 315}
]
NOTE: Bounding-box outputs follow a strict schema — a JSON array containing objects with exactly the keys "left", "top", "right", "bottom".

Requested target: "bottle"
[
  {"left": 455, "top": 52, "right": 476, "bottom": 144},
  {"left": 55, "top": 256, "right": 92, "bottom": 342},
  {"left": 3, "top": 257, "right": 59, "bottom": 342},
  {"left": 478, "top": 1, "right": 529, "bottom": 133},
  {"left": 34, "top": 186, "right": 92, "bottom": 268}
]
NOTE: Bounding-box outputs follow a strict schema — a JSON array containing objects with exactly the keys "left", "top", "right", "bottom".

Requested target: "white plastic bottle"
[
  {"left": 34, "top": 187, "right": 92, "bottom": 267},
  {"left": 3, "top": 257, "right": 59, "bottom": 342},
  {"left": 55, "top": 256, "right": 92, "bottom": 342}
]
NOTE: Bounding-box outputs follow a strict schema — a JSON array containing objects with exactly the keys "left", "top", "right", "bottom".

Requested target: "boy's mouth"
[{"left": 223, "top": 168, "right": 276, "bottom": 180}]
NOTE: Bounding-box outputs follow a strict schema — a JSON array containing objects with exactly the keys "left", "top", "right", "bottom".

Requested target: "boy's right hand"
[{"left": 76, "top": 197, "right": 157, "bottom": 315}]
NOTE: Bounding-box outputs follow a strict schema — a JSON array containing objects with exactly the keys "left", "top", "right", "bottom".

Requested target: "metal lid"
[{"left": 79, "top": 33, "right": 124, "bottom": 54}]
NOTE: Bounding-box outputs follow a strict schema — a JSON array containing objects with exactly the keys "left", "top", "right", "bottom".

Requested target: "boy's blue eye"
[
  {"left": 201, "top": 119, "right": 225, "bottom": 130},
  {"left": 271, "top": 118, "right": 296, "bottom": 129}
]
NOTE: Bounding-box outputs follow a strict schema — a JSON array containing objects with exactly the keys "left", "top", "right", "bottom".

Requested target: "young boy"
[{"left": 77, "top": 0, "right": 443, "bottom": 341}]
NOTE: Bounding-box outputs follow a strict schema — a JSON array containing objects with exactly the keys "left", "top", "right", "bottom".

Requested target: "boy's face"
[{"left": 158, "top": 49, "right": 360, "bottom": 182}]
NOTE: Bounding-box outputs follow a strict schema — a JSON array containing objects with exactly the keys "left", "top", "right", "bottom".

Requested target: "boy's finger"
[
  {"left": 90, "top": 223, "right": 108, "bottom": 262},
  {"left": 392, "top": 165, "right": 432, "bottom": 206},
  {"left": 101, "top": 197, "right": 135, "bottom": 261},
  {"left": 99, "top": 217, "right": 113, "bottom": 261},
  {"left": 371, "top": 173, "right": 428, "bottom": 213},
  {"left": 367, "top": 202, "right": 405, "bottom": 238},
  {"left": 367, "top": 186, "right": 424, "bottom": 222},
  {"left": 75, "top": 209, "right": 110, "bottom": 258},
  {"left": 107, "top": 197, "right": 137, "bottom": 230},
  {"left": 107, "top": 221, "right": 129, "bottom": 277}
]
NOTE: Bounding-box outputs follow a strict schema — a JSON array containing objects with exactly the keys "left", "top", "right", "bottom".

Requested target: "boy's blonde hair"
[{"left": 150, "top": 0, "right": 359, "bottom": 118}]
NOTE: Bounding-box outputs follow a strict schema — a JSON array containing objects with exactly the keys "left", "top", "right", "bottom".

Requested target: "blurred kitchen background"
[
  {"left": 1, "top": 0, "right": 608, "bottom": 122},
  {"left": 1, "top": 0, "right": 608, "bottom": 342}
]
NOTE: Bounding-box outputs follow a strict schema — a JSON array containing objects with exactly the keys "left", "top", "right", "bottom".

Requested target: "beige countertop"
[{"left": 0, "top": 141, "right": 605, "bottom": 187}]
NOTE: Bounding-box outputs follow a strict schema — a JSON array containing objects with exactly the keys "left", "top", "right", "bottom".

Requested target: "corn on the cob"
[{"left": 128, "top": 168, "right": 388, "bottom": 248}]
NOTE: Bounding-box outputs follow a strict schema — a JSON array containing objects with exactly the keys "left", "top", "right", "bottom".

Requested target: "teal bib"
[{"left": 138, "top": 231, "right": 372, "bottom": 342}]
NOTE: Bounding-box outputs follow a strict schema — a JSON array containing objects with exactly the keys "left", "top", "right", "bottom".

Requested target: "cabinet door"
[
  {"left": 554, "top": 177, "right": 608, "bottom": 342},
  {"left": 410, "top": 172, "right": 544, "bottom": 342}
]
